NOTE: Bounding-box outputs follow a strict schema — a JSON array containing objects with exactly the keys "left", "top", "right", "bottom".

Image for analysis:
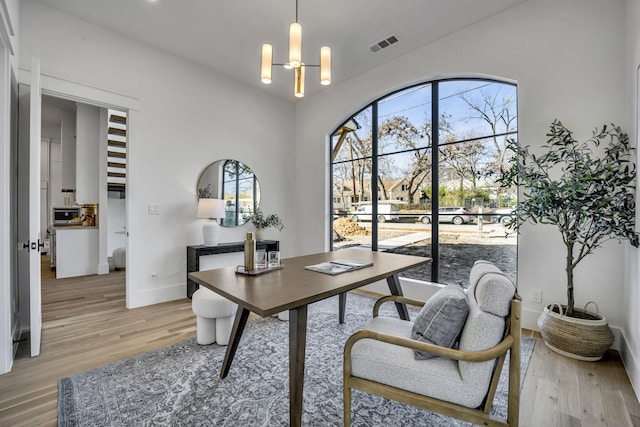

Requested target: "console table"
[{"left": 186, "top": 240, "right": 279, "bottom": 298}]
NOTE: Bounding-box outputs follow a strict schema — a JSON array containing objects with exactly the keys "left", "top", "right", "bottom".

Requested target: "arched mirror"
[{"left": 197, "top": 160, "right": 261, "bottom": 227}]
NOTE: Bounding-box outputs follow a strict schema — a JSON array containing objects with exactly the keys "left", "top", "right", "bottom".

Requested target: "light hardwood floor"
[{"left": 0, "top": 257, "right": 639, "bottom": 426}]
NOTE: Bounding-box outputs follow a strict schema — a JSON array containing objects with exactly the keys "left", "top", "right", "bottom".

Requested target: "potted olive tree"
[{"left": 498, "top": 119, "right": 639, "bottom": 360}]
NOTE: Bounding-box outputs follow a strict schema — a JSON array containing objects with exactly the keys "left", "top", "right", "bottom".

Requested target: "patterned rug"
[{"left": 58, "top": 293, "right": 534, "bottom": 426}]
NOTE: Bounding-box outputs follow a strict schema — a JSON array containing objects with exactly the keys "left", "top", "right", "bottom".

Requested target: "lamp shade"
[
  {"left": 197, "top": 198, "right": 225, "bottom": 219},
  {"left": 288, "top": 22, "right": 302, "bottom": 68},
  {"left": 320, "top": 46, "right": 331, "bottom": 85},
  {"left": 261, "top": 44, "right": 273, "bottom": 84}
]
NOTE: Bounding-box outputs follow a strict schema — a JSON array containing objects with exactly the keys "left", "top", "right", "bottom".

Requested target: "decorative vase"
[
  {"left": 537, "top": 302, "right": 614, "bottom": 361},
  {"left": 255, "top": 229, "right": 264, "bottom": 241}
]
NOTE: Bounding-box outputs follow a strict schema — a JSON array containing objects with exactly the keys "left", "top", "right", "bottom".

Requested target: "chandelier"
[{"left": 260, "top": 0, "right": 331, "bottom": 98}]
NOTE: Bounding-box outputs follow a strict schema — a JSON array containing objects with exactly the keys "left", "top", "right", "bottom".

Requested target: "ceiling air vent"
[{"left": 370, "top": 35, "right": 399, "bottom": 53}]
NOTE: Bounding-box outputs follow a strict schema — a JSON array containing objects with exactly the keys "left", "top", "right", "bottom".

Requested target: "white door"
[{"left": 17, "top": 57, "right": 42, "bottom": 357}]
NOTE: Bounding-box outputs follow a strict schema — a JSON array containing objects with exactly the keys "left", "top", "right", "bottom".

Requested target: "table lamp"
[{"left": 197, "top": 198, "right": 226, "bottom": 246}]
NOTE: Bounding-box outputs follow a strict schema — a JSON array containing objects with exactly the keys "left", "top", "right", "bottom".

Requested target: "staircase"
[{"left": 107, "top": 110, "right": 127, "bottom": 197}]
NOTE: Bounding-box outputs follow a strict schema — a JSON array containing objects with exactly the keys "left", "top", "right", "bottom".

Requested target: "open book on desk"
[{"left": 304, "top": 259, "right": 374, "bottom": 275}]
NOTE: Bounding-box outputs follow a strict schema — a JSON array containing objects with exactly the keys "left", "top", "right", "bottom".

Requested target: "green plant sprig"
[{"left": 248, "top": 208, "right": 284, "bottom": 231}]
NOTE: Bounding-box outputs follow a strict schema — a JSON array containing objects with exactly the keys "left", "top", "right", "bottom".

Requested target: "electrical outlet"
[
  {"left": 150, "top": 273, "right": 158, "bottom": 283},
  {"left": 148, "top": 204, "right": 160, "bottom": 215},
  {"left": 532, "top": 289, "right": 542, "bottom": 303}
]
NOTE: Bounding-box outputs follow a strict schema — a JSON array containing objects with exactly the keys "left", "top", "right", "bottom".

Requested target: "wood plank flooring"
[
  {"left": 0, "top": 257, "right": 638, "bottom": 426},
  {"left": 0, "top": 258, "right": 196, "bottom": 426}
]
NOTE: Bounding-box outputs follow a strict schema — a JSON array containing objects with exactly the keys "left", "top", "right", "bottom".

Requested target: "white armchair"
[{"left": 344, "top": 260, "right": 521, "bottom": 426}]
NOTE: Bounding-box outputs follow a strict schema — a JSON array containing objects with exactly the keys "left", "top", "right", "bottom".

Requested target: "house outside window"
[{"left": 330, "top": 79, "right": 517, "bottom": 286}]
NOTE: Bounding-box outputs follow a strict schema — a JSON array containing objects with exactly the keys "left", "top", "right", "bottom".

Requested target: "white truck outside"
[{"left": 351, "top": 204, "right": 399, "bottom": 223}]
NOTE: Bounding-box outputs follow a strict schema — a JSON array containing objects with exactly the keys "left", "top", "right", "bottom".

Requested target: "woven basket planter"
[{"left": 537, "top": 302, "right": 614, "bottom": 361}]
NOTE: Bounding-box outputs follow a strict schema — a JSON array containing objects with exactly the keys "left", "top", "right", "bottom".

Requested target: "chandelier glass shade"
[
  {"left": 288, "top": 22, "right": 302, "bottom": 68},
  {"left": 260, "top": 0, "right": 331, "bottom": 98}
]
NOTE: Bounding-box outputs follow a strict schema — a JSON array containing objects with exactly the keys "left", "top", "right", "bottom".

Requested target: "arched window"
[{"left": 330, "top": 79, "right": 517, "bottom": 286}]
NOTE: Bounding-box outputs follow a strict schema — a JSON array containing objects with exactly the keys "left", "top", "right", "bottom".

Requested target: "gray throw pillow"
[{"left": 410, "top": 283, "right": 469, "bottom": 360}]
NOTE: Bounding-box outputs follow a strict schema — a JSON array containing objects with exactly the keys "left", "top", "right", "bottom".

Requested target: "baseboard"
[
  {"left": 521, "top": 306, "right": 541, "bottom": 332},
  {"left": 127, "top": 282, "right": 187, "bottom": 309},
  {"left": 619, "top": 330, "right": 640, "bottom": 403},
  {"left": 97, "top": 263, "right": 110, "bottom": 275}
]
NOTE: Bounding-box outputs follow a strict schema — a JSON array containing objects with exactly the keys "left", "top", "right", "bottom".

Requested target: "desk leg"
[
  {"left": 289, "top": 305, "right": 308, "bottom": 427},
  {"left": 339, "top": 292, "right": 346, "bottom": 324},
  {"left": 220, "top": 307, "right": 250, "bottom": 379},
  {"left": 387, "top": 274, "right": 410, "bottom": 320}
]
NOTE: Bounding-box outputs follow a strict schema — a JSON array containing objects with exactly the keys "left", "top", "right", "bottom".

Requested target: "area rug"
[{"left": 58, "top": 293, "right": 534, "bottom": 426}]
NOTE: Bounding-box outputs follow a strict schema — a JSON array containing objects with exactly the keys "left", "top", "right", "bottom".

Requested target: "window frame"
[{"left": 329, "top": 77, "right": 518, "bottom": 283}]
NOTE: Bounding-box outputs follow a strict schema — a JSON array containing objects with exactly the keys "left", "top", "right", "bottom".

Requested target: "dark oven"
[{"left": 52, "top": 207, "right": 81, "bottom": 225}]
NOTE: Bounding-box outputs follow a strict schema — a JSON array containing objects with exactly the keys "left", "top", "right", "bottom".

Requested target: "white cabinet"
[
  {"left": 49, "top": 141, "right": 65, "bottom": 207},
  {"left": 75, "top": 104, "right": 100, "bottom": 203},
  {"left": 56, "top": 228, "right": 99, "bottom": 278},
  {"left": 61, "top": 109, "right": 76, "bottom": 191}
]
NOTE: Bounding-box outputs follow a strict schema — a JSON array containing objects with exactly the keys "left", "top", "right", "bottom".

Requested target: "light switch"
[{"left": 148, "top": 204, "right": 160, "bottom": 215}]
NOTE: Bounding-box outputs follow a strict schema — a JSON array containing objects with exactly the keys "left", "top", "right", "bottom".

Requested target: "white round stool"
[
  {"left": 191, "top": 288, "right": 237, "bottom": 345},
  {"left": 113, "top": 247, "right": 126, "bottom": 270}
]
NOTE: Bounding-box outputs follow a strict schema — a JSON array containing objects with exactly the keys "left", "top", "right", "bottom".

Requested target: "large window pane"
[
  {"left": 436, "top": 136, "right": 517, "bottom": 286},
  {"left": 436, "top": 81, "right": 517, "bottom": 285},
  {"left": 332, "top": 107, "right": 373, "bottom": 250},
  {"left": 330, "top": 79, "right": 517, "bottom": 286}
]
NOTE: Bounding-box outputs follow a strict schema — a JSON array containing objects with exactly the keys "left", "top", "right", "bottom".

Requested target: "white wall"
[
  {"left": 624, "top": 0, "right": 640, "bottom": 402},
  {"left": 18, "top": 0, "right": 296, "bottom": 308},
  {"left": 0, "top": 0, "right": 19, "bottom": 375},
  {"left": 295, "top": 0, "right": 629, "bottom": 332}
]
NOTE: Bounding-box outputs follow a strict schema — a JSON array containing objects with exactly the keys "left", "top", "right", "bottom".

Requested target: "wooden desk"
[{"left": 188, "top": 248, "right": 431, "bottom": 427}]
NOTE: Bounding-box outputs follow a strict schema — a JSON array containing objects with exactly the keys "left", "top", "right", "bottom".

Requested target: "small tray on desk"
[{"left": 235, "top": 265, "right": 284, "bottom": 276}]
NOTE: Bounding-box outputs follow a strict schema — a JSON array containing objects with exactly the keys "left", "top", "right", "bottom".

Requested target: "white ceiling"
[{"left": 35, "top": 0, "right": 525, "bottom": 100}]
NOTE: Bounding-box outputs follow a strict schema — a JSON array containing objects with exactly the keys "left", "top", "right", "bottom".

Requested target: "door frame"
[
  {"left": 8, "top": 67, "right": 139, "bottom": 367},
  {"left": 0, "top": 46, "right": 16, "bottom": 374},
  {"left": 0, "top": 0, "right": 17, "bottom": 374}
]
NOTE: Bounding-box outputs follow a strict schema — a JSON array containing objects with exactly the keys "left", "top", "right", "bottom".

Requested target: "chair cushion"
[
  {"left": 410, "top": 283, "right": 469, "bottom": 360},
  {"left": 351, "top": 317, "right": 487, "bottom": 408},
  {"left": 469, "top": 260, "right": 515, "bottom": 316},
  {"left": 458, "top": 260, "right": 515, "bottom": 386}
]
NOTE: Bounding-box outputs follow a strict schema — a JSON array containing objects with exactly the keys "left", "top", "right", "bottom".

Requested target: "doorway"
[
  {"left": 14, "top": 67, "right": 138, "bottom": 362},
  {"left": 39, "top": 96, "right": 128, "bottom": 280}
]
